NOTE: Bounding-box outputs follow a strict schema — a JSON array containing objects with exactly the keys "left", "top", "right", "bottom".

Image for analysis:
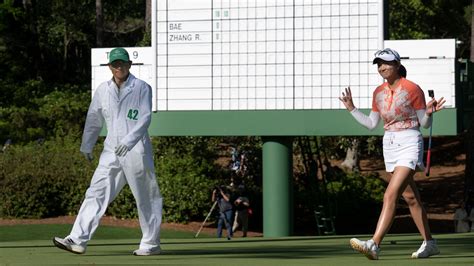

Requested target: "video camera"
[
  {"left": 213, "top": 185, "right": 226, "bottom": 199},
  {"left": 214, "top": 185, "right": 226, "bottom": 191}
]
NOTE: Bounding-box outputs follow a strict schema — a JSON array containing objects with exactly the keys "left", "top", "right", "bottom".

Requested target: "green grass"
[
  {"left": 0, "top": 224, "right": 206, "bottom": 242},
  {"left": 0, "top": 225, "right": 473, "bottom": 265}
]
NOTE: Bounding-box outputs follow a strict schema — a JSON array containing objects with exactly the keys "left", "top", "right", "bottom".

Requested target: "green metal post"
[{"left": 262, "top": 137, "right": 293, "bottom": 237}]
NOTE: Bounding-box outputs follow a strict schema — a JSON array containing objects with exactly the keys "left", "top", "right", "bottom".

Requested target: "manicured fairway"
[{"left": 1, "top": 225, "right": 473, "bottom": 265}]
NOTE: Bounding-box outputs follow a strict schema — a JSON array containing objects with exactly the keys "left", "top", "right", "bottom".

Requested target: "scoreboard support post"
[{"left": 263, "top": 137, "right": 294, "bottom": 237}]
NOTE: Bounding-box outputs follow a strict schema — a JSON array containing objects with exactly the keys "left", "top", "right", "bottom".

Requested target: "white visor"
[{"left": 373, "top": 48, "right": 401, "bottom": 64}]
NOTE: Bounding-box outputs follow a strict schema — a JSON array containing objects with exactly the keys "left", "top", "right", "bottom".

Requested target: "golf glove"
[
  {"left": 115, "top": 144, "right": 129, "bottom": 157},
  {"left": 82, "top": 152, "right": 93, "bottom": 162}
]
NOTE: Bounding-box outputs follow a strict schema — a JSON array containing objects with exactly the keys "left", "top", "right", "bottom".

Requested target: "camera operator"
[{"left": 212, "top": 186, "right": 233, "bottom": 240}]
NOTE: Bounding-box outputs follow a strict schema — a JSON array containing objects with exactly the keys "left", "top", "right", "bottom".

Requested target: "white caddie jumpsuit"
[{"left": 68, "top": 73, "right": 162, "bottom": 250}]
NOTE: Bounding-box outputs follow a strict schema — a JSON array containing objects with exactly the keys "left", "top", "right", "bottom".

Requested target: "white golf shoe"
[
  {"left": 133, "top": 246, "right": 161, "bottom": 256},
  {"left": 350, "top": 238, "right": 380, "bottom": 260},
  {"left": 53, "top": 237, "right": 86, "bottom": 254},
  {"left": 411, "top": 239, "right": 440, "bottom": 258}
]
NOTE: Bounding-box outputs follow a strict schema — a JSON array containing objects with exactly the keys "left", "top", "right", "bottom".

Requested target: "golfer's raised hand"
[
  {"left": 339, "top": 87, "right": 356, "bottom": 111},
  {"left": 426, "top": 97, "right": 446, "bottom": 115}
]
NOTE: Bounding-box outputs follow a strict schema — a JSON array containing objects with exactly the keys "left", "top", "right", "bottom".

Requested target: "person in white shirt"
[{"left": 53, "top": 47, "right": 162, "bottom": 256}]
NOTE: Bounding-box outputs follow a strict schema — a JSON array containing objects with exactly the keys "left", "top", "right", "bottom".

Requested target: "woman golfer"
[{"left": 339, "top": 48, "right": 446, "bottom": 260}]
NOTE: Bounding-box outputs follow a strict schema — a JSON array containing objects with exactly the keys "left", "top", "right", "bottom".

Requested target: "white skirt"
[{"left": 382, "top": 129, "right": 425, "bottom": 172}]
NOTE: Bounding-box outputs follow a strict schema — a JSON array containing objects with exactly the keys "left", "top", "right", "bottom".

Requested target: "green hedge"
[
  {"left": 0, "top": 136, "right": 224, "bottom": 223},
  {"left": 153, "top": 137, "right": 224, "bottom": 223},
  {"left": 0, "top": 137, "right": 94, "bottom": 218}
]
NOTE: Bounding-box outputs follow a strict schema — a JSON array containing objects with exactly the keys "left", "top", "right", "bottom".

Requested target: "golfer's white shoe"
[
  {"left": 53, "top": 237, "right": 86, "bottom": 254},
  {"left": 411, "top": 239, "right": 440, "bottom": 258},
  {"left": 133, "top": 246, "right": 161, "bottom": 256},
  {"left": 350, "top": 238, "right": 380, "bottom": 260}
]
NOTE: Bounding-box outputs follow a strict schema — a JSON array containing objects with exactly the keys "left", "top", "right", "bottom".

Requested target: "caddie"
[{"left": 53, "top": 47, "right": 163, "bottom": 256}]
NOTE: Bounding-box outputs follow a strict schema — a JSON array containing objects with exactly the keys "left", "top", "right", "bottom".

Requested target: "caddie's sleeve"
[
  {"left": 80, "top": 87, "right": 105, "bottom": 153},
  {"left": 120, "top": 82, "right": 152, "bottom": 149}
]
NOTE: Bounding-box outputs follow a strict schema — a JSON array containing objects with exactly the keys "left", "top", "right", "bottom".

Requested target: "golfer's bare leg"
[
  {"left": 402, "top": 180, "right": 433, "bottom": 241},
  {"left": 372, "top": 166, "right": 412, "bottom": 245}
]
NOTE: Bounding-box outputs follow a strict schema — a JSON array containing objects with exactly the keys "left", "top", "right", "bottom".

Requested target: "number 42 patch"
[{"left": 127, "top": 109, "right": 139, "bottom": 120}]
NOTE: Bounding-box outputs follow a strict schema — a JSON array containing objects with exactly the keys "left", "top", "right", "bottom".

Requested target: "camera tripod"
[{"left": 194, "top": 200, "right": 218, "bottom": 238}]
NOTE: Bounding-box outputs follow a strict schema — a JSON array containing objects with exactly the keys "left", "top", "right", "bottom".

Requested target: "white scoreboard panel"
[
  {"left": 154, "top": 0, "right": 385, "bottom": 111},
  {"left": 385, "top": 39, "right": 456, "bottom": 108},
  {"left": 91, "top": 47, "right": 156, "bottom": 110}
]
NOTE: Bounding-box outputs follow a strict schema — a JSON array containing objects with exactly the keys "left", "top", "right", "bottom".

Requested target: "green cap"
[{"left": 108, "top": 47, "right": 130, "bottom": 63}]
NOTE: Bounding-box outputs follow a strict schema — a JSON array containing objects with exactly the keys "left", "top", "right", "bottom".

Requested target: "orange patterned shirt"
[{"left": 372, "top": 77, "right": 426, "bottom": 131}]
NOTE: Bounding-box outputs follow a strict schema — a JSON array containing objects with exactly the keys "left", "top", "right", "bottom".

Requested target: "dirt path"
[{"left": 0, "top": 215, "right": 262, "bottom": 237}]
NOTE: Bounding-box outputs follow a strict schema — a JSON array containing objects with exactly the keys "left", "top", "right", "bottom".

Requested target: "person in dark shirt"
[
  {"left": 232, "top": 185, "right": 250, "bottom": 237},
  {"left": 212, "top": 186, "right": 233, "bottom": 240}
]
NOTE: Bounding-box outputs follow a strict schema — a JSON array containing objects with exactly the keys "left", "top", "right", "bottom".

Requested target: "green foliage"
[
  {"left": 326, "top": 171, "right": 385, "bottom": 234},
  {"left": 316, "top": 136, "right": 383, "bottom": 160},
  {"left": 389, "top": 0, "right": 471, "bottom": 58},
  {"left": 157, "top": 157, "right": 215, "bottom": 222},
  {"left": 0, "top": 135, "right": 225, "bottom": 222},
  {"left": 0, "top": 0, "right": 148, "bottom": 102},
  {"left": 0, "top": 89, "right": 90, "bottom": 144},
  {"left": 365, "top": 136, "right": 383, "bottom": 157},
  {"left": 0, "top": 137, "right": 95, "bottom": 218},
  {"left": 0, "top": 0, "right": 94, "bottom": 84},
  {"left": 328, "top": 171, "right": 385, "bottom": 204},
  {"left": 137, "top": 23, "right": 152, "bottom": 47},
  {"left": 0, "top": 79, "right": 56, "bottom": 108},
  {"left": 33, "top": 90, "right": 90, "bottom": 138},
  {"left": 154, "top": 137, "right": 223, "bottom": 222}
]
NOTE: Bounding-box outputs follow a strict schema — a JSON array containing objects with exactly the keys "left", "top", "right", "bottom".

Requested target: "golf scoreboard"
[{"left": 154, "top": 0, "right": 384, "bottom": 111}]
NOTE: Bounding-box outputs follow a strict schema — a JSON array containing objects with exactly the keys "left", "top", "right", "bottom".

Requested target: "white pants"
[{"left": 68, "top": 150, "right": 162, "bottom": 250}]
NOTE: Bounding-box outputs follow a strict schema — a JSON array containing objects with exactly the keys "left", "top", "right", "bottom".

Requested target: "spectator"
[{"left": 232, "top": 185, "right": 250, "bottom": 237}]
